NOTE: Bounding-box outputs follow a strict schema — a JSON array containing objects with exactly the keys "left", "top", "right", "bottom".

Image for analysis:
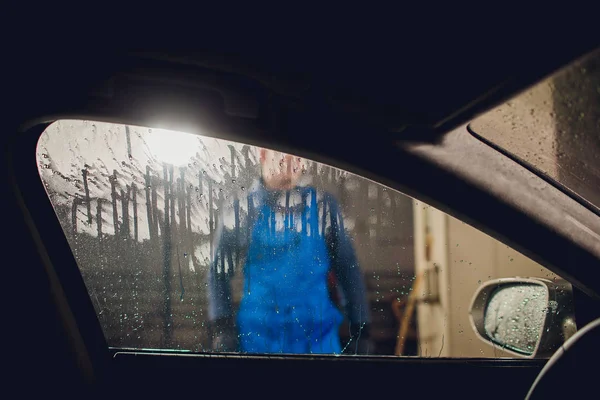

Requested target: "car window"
[
  {"left": 470, "top": 47, "right": 600, "bottom": 212},
  {"left": 37, "top": 119, "right": 576, "bottom": 358}
]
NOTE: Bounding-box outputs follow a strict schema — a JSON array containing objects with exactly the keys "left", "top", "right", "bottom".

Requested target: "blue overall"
[
  {"left": 208, "top": 181, "right": 369, "bottom": 354},
  {"left": 238, "top": 194, "right": 343, "bottom": 353}
]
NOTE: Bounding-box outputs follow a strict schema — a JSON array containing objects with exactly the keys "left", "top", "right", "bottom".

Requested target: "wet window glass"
[
  {"left": 37, "top": 120, "right": 575, "bottom": 357},
  {"left": 470, "top": 48, "right": 600, "bottom": 211}
]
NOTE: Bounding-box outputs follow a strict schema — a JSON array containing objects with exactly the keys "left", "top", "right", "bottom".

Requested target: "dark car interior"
[{"left": 6, "top": 26, "right": 600, "bottom": 398}]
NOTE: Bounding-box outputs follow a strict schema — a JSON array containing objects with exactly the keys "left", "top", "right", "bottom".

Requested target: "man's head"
[{"left": 260, "top": 148, "right": 305, "bottom": 190}]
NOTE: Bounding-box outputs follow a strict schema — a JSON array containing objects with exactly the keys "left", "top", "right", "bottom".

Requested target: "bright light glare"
[{"left": 144, "top": 128, "right": 200, "bottom": 165}]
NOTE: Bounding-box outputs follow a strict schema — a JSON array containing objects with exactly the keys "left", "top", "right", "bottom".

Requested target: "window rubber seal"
[{"left": 467, "top": 123, "right": 600, "bottom": 220}]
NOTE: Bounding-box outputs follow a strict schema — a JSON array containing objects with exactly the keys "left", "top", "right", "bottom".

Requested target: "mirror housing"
[{"left": 469, "top": 277, "right": 575, "bottom": 358}]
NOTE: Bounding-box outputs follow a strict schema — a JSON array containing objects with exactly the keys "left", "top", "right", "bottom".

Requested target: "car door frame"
[{"left": 8, "top": 48, "right": 600, "bottom": 397}]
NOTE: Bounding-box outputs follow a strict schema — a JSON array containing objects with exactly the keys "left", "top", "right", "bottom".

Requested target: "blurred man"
[{"left": 207, "top": 149, "right": 371, "bottom": 354}]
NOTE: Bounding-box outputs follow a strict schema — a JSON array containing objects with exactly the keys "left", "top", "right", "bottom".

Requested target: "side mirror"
[{"left": 469, "top": 277, "right": 576, "bottom": 358}]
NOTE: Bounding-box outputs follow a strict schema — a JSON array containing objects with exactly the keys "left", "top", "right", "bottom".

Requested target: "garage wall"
[{"left": 413, "top": 202, "right": 451, "bottom": 357}]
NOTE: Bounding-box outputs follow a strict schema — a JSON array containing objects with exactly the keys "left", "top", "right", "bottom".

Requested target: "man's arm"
[
  {"left": 206, "top": 207, "right": 238, "bottom": 351},
  {"left": 324, "top": 194, "right": 372, "bottom": 351},
  {"left": 207, "top": 226, "right": 234, "bottom": 320}
]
